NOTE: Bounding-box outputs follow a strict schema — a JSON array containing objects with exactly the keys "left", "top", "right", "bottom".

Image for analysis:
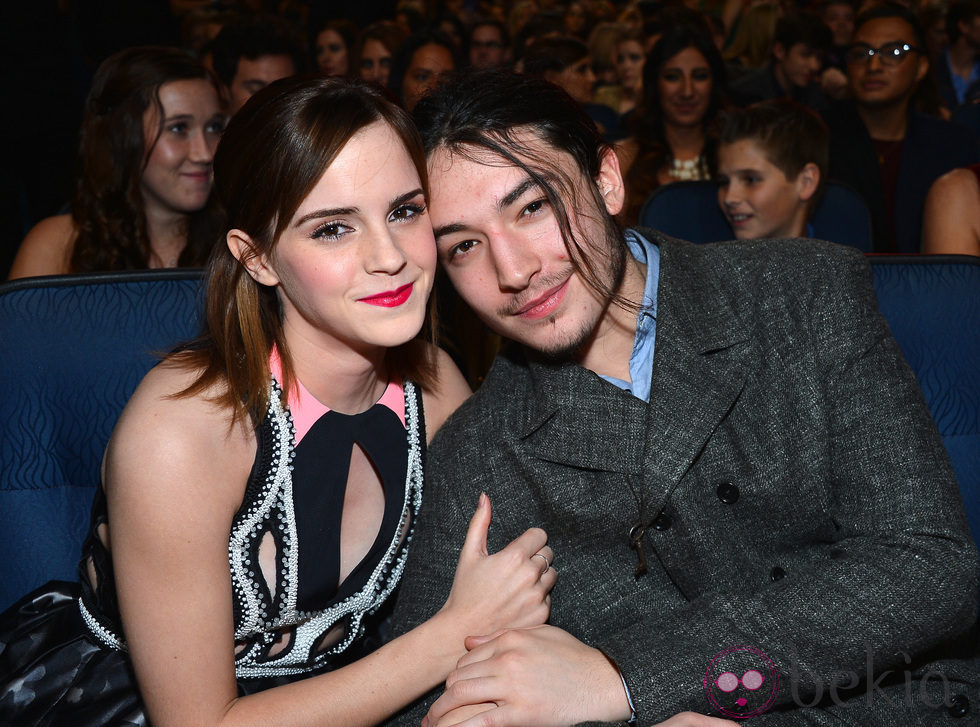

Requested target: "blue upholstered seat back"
[
  {"left": 871, "top": 256, "right": 980, "bottom": 548},
  {"left": 0, "top": 271, "right": 204, "bottom": 611},
  {"left": 638, "top": 180, "right": 873, "bottom": 252}
]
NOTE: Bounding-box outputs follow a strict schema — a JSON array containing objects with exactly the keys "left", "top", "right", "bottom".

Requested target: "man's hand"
[{"left": 423, "top": 625, "right": 632, "bottom": 727}]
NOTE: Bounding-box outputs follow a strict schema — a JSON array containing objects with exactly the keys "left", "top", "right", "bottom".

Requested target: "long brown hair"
[
  {"left": 70, "top": 46, "right": 223, "bottom": 273},
  {"left": 174, "top": 76, "right": 436, "bottom": 424}
]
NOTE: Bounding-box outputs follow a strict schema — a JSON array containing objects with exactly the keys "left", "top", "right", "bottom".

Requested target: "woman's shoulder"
[
  {"left": 107, "top": 362, "right": 252, "bottom": 499},
  {"left": 8, "top": 214, "right": 77, "bottom": 279},
  {"left": 419, "top": 345, "right": 471, "bottom": 443}
]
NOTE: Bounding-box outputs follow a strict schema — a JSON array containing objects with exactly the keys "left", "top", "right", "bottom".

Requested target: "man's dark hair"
[
  {"left": 207, "top": 14, "right": 307, "bottom": 87},
  {"left": 414, "top": 69, "right": 630, "bottom": 311},
  {"left": 854, "top": 2, "right": 928, "bottom": 49},
  {"left": 946, "top": 0, "right": 980, "bottom": 43},
  {"left": 773, "top": 12, "right": 832, "bottom": 54}
]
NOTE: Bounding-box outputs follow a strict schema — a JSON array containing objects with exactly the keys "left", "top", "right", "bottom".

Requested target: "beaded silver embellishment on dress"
[
  {"left": 78, "top": 597, "right": 125, "bottom": 651},
  {"left": 230, "top": 380, "right": 424, "bottom": 679}
]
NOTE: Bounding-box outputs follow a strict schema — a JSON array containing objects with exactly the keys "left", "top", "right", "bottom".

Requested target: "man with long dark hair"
[{"left": 388, "top": 70, "right": 978, "bottom": 726}]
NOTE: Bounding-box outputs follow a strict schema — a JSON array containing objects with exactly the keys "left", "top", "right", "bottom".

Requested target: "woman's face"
[
  {"left": 360, "top": 38, "right": 394, "bottom": 86},
  {"left": 402, "top": 43, "right": 455, "bottom": 112},
  {"left": 657, "top": 46, "right": 713, "bottom": 130},
  {"left": 615, "top": 39, "right": 645, "bottom": 92},
  {"left": 251, "top": 121, "right": 436, "bottom": 354},
  {"left": 141, "top": 78, "right": 225, "bottom": 218},
  {"left": 316, "top": 29, "right": 349, "bottom": 76},
  {"left": 553, "top": 55, "right": 596, "bottom": 104}
]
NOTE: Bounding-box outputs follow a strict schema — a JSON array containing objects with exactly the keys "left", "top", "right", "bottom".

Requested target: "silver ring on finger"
[{"left": 532, "top": 552, "right": 550, "bottom": 574}]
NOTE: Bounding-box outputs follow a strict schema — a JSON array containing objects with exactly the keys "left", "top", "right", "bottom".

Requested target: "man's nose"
[{"left": 491, "top": 234, "right": 541, "bottom": 291}]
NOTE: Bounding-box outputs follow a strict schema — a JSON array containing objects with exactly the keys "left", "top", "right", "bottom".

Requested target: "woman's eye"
[
  {"left": 312, "top": 222, "right": 351, "bottom": 240},
  {"left": 206, "top": 118, "right": 227, "bottom": 135},
  {"left": 390, "top": 203, "right": 425, "bottom": 222},
  {"left": 662, "top": 71, "right": 681, "bottom": 82},
  {"left": 167, "top": 122, "right": 188, "bottom": 134},
  {"left": 693, "top": 70, "right": 711, "bottom": 81}
]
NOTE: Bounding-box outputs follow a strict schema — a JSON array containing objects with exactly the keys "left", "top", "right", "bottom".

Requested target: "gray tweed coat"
[{"left": 388, "top": 233, "right": 979, "bottom": 726}]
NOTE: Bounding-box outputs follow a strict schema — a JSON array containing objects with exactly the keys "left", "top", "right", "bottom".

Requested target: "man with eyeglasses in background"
[
  {"left": 468, "top": 18, "right": 511, "bottom": 69},
  {"left": 823, "top": 2, "right": 978, "bottom": 253}
]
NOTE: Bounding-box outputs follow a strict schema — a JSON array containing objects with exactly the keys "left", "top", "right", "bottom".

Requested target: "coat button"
[
  {"left": 770, "top": 566, "right": 786, "bottom": 581},
  {"left": 652, "top": 511, "right": 673, "bottom": 531},
  {"left": 948, "top": 694, "right": 970, "bottom": 718},
  {"left": 716, "top": 482, "right": 740, "bottom": 504}
]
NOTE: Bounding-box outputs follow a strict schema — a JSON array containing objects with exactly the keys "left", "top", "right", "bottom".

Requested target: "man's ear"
[
  {"left": 772, "top": 42, "right": 787, "bottom": 63},
  {"left": 796, "top": 163, "right": 821, "bottom": 202},
  {"left": 227, "top": 229, "right": 279, "bottom": 286},
  {"left": 596, "top": 147, "right": 627, "bottom": 216},
  {"left": 915, "top": 51, "right": 930, "bottom": 84}
]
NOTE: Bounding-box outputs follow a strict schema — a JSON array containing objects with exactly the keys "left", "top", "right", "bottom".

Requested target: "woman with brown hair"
[
  {"left": 0, "top": 76, "right": 554, "bottom": 726},
  {"left": 10, "top": 46, "right": 226, "bottom": 279},
  {"left": 617, "top": 24, "right": 729, "bottom": 222}
]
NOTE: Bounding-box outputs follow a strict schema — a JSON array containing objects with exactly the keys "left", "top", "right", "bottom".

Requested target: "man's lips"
[
  {"left": 514, "top": 278, "right": 570, "bottom": 319},
  {"left": 358, "top": 282, "right": 414, "bottom": 307}
]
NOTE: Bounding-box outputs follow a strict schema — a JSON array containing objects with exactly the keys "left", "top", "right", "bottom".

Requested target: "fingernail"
[{"left": 478, "top": 492, "right": 488, "bottom": 508}]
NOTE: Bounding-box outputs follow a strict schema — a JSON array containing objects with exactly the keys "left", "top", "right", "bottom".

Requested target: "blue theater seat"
[
  {"left": 0, "top": 270, "right": 204, "bottom": 611},
  {"left": 870, "top": 255, "right": 980, "bottom": 550},
  {"left": 639, "top": 180, "right": 873, "bottom": 252}
]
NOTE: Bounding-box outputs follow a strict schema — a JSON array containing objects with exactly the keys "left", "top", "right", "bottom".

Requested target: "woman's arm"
[
  {"left": 8, "top": 214, "right": 76, "bottom": 279},
  {"left": 922, "top": 168, "right": 980, "bottom": 256},
  {"left": 105, "top": 363, "right": 553, "bottom": 727}
]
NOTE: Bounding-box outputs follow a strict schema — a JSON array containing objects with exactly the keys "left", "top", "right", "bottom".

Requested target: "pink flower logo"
[{"left": 704, "top": 646, "right": 780, "bottom": 718}]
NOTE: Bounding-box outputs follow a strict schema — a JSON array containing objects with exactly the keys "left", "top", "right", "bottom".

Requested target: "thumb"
[
  {"left": 463, "top": 631, "right": 501, "bottom": 650},
  {"left": 460, "top": 492, "right": 492, "bottom": 560}
]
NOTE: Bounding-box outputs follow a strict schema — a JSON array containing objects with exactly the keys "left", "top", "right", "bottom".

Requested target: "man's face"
[
  {"left": 774, "top": 42, "right": 822, "bottom": 89},
  {"left": 402, "top": 43, "right": 455, "bottom": 112},
  {"left": 959, "top": 14, "right": 980, "bottom": 50},
  {"left": 427, "top": 132, "right": 626, "bottom": 358},
  {"left": 228, "top": 53, "right": 296, "bottom": 113},
  {"left": 470, "top": 25, "right": 506, "bottom": 68},
  {"left": 823, "top": 2, "right": 855, "bottom": 47},
  {"left": 847, "top": 17, "right": 928, "bottom": 109}
]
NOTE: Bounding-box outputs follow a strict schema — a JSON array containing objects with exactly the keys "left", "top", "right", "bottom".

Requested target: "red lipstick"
[{"left": 358, "top": 282, "right": 414, "bottom": 307}]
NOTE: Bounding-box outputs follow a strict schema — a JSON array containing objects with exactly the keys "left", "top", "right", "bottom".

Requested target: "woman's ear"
[
  {"left": 226, "top": 229, "right": 279, "bottom": 286},
  {"left": 797, "top": 163, "right": 821, "bottom": 202},
  {"left": 596, "top": 147, "right": 626, "bottom": 216}
]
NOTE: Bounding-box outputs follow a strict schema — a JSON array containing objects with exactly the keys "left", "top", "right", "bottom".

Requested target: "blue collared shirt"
[
  {"left": 598, "top": 230, "right": 659, "bottom": 402},
  {"left": 947, "top": 49, "right": 980, "bottom": 104}
]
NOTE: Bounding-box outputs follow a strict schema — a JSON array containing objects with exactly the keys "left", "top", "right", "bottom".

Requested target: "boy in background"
[{"left": 716, "top": 99, "right": 828, "bottom": 240}]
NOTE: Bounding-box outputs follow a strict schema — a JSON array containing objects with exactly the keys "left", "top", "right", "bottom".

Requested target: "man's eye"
[
  {"left": 448, "top": 239, "right": 478, "bottom": 259},
  {"left": 522, "top": 199, "right": 546, "bottom": 216}
]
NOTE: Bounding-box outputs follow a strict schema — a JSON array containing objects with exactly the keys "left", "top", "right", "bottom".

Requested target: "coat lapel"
[
  {"left": 641, "top": 236, "right": 753, "bottom": 514},
  {"left": 517, "top": 234, "right": 754, "bottom": 505}
]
